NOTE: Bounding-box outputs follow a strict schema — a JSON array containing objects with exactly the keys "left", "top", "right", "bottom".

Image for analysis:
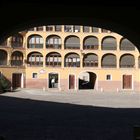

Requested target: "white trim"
[
  {"left": 48, "top": 72, "right": 60, "bottom": 90},
  {"left": 68, "top": 73, "right": 77, "bottom": 90},
  {"left": 121, "top": 74, "right": 133, "bottom": 90},
  {"left": 77, "top": 70, "right": 98, "bottom": 90}
]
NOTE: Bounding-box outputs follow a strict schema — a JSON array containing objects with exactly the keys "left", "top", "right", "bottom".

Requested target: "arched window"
[
  {"left": 65, "top": 53, "right": 80, "bottom": 67},
  {"left": 11, "top": 51, "right": 23, "bottom": 66},
  {"left": 0, "top": 50, "right": 7, "bottom": 65},
  {"left": 64, "top": 36, "right": 80, "bottom": 49},
  {"left": 27, "top": 52, "right": 43, "bottom": 66},
  {"left": 83, "top": 36, "right": 98, "bottom": 50},
  {"left": 120, "top": 38, "right": 135, "bottom": 50},
  {"left": 11, "top": 34, "right": 23, "bottom": 48},
  {"left": 28, "top": 35, "right": 43, "bottom": 48},
  {"left": 46, "top": 35, "right": 61, "bottom": 49},
  {"left": 102, "top": 36, "right": 117, "bottom": 50},
  {"left": 83, "top": 53, "right": 98, "bottom": 67},
  {"left": 120, "top": 54, "right": 135, "bottom": 68},
  {"left": 101, "top": 54, "right": 117, "bottom": 68},
  {"left": 46, "top": 52, "right": 61, "bottom": 67}
]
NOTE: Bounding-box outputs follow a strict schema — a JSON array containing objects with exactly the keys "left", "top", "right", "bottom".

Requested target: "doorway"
[
  {"left": 12, "top": 73, "right": 22, "bottom": 89},
  {"left": 49, "top": 73, "right": 59, "bottom": 88},
  {"left": 78, "top": 72, "right": 96, "bottom": 90},
  {"left": 123, "top": 75, "right": 132, "bottom": 89},
  {"left": 69, "top": 74, "right": 75, "bottom": 89}
]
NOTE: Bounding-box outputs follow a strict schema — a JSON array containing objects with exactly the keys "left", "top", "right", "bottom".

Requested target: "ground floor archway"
[{"left": 78, "top": 71, "right": 97, "bottom": 90}]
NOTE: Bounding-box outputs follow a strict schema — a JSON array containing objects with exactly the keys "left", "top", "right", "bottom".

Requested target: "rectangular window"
[
  {"left": 36, "top": 26, "right": 43, "bottom": 31},
  {"left": 55, "top": 25, "right": 62, "bottom": 31},
  {"left": 83, "top": 26, "right": 90, "bottom": 32},
  {"left": 65, "top": 25, "right": 73, "bottom": 32},
  {"left": 106, "top": 75, "right": 112, "bottom": 80},
  {"left": 46, "top": 26, "right": 53, "bottom": 31},
  {"left": 92, "top": 27, "right": 99, "bottom": 33},
  {"left": 32, "top": 73, "right": 38, "bottom": 78},
  {"left": 74, "top": 26, "right": 80, "bottom": 32}
]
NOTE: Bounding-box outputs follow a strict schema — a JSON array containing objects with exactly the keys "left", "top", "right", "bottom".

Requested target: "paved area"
[
  {"left": 0, "top": 89, "right": 140, "bottom": 140},
  {"left": 1, "top": 88, "right": 140, "bottom": 108}
]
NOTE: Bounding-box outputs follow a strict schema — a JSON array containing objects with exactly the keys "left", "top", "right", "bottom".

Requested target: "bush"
[{"left": 0, "top": 75, "right": 11, "bottom": 93}]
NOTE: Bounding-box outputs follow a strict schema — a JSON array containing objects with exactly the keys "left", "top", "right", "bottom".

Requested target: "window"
[
  {"left": 55, "top": 25, "right": 62, "bottom": 31},
  {"left": 36, "top": 26, "right": 43, "bottom": 31},
  {"left": 73, "top": 26, "right": 80, "bottom": 32},
  {"left": 32, "top": 73, "right": 37, "bottom": 78},
  {"left": 28, "top": 35, "right": 43, "bottom": 48},
  {"left": 106, "top": 75, "right": 111, "bottom": 80},
  {"left": 46, "top": 25, "right": 53, "bottom": 31},
  {"left": 92, "top": 27, "right": 99, "bottom": 33},
  {"left": 28, "top": 52, "right": 43, "bottom": 66},
  {"left": 83, "top": 26, "right": 90, "bottom": 32},
  {"left": 64, "top": 25, "right": 73, "bottom": 32}
]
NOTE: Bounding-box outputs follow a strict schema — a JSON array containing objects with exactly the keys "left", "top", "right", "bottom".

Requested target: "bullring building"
[{"left": 0, "top": 25, "right": 140, "bottom": 92}]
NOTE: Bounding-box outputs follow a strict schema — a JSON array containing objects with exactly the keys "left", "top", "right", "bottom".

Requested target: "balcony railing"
[
  {"left": 11, "top": 43, "right": 23, "bottom": 48},
  {"left": 102, "top": 64, "right": 117, "bottom": 68},
  {"left": 65, "top": 62, "right": 80, "bottom": 67},
  {"left": 83, "top": 45, "right": 98, "bottom": 50},
  {"left": 46, "top": 44, "right": 61, "bottom": 49},
  {"left": 120, "top": 65, "right": 135, "bottom": 68},
  {"left": 65, "top": 44, "right": 80, "bottom": 49},
  {"left": 11, "top": 60, "right": 23, "bottom": 66},
  {"left": 120, "top": 46, "right": 135, "bottom": 51},
  {"left": 46, "top": 62, "right": 61, "bottom": 67},
  {"left": 102, "top": 46, "right": 117, "bottom": 50},
  {"left": 28, "top": 44, "right": 43, "bottom": 48},
  {"left": 27, "top": 62, "right": 43, "bottom": 66},
  {"left": 83, "top": 62, "right": 98, "bottom": 67}
]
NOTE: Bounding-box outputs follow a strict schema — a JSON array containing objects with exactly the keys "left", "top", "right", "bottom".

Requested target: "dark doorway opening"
[
  {"left": 12, "top": 73, "right": 22, "bottom": 89},
  {"left": 49, "top": 73, "right": 59, "bottom": 88},
  {"left": 79, "top": 72, "right": 96, "bottom": 90}
]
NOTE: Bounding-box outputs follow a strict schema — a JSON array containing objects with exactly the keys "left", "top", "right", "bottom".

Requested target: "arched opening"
[
  {"left": 83, "top": 53, "right": 98, "bottom": 67},
  {"left": 120, "top": 54, "right": 135, "bottom": 68},
  {"left": 83, "top": 36, "right": 99, "bottom": 50},
  {"left": 78, "top": 71, "right": 97, "bottom": 90},
  {"left": 101, "top": 54, "right": 117, "bottom": 68},
  {"left": 0, "top": 50, "right": 7, "bottom": 65},
  {"left": 46, "top": 35, "right": 61, "bottom": 49},
  {"left": 102, "top": 36, "right": 117, "bottom": 50},
  {"left": 46, "top": 52, "right": 61, "bottom": 67},
  {"left": 11, "top": 33, "right": 23, "bottom": 48},
  {"left": 120, "top": 38, "right": 136, "bottom": 50},
  {"left": 27, "top": 52, "right": 43, "bottom": 66},
  {"left": 27, "top": 34, "right": 43, "bottom": 48},
  {"left": 64, "top": 36, "right": 80, "bottom": 49},
  {"left": 64, "top": 53, "right": 80, "bottom": 67},
  {"left": 11, "top": 51, "right": 23, "bottom": 66}
]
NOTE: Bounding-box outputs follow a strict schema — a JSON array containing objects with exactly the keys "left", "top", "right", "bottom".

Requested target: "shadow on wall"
[
  {"left": 0, "top": 74, "right": 11, "bottom": 93},
  {"left": 0, "top": 95, "right": 140, "bottom": 140}
]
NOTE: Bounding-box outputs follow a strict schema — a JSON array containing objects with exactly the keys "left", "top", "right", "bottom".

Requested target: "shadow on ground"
[{"left": 0, "top": 95, "right": 140, "bottom": 140}]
